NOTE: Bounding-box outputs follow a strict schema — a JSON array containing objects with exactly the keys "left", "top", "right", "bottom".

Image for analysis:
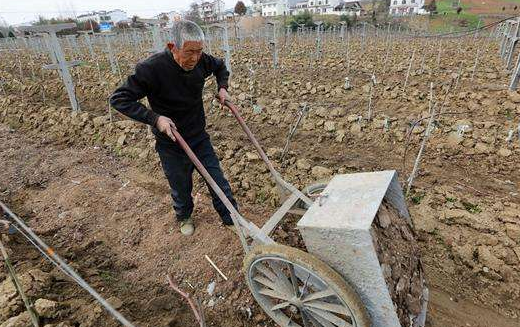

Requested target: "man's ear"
[{"left": 167, "top": 42, "right": 176, "bottom": 52}]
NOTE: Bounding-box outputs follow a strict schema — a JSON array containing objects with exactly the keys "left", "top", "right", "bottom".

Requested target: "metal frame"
[{"left": 171, "top": 100, "right": 312, "bottom": 253}]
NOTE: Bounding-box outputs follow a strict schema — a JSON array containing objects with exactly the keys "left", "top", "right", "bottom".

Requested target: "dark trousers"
[{"left": 155, "top": 136, "right": 237, "bottom": 225}]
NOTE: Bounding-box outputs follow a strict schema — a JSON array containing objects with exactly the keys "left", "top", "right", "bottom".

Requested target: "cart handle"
[
  {"left": 220, "top": 98, "right": 313, "bottom": 207},
  {"left": 170, "top": 127, "right": 272, "bottom": 252}
]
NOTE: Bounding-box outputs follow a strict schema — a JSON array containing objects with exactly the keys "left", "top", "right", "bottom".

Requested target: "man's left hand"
[{"left": 218, "top": 88, "right": 229, "bottom": 105}]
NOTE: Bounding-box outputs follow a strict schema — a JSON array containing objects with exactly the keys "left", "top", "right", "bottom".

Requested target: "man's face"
[{"left": 170, "top": 41, "right": 204, "bottom": 71}]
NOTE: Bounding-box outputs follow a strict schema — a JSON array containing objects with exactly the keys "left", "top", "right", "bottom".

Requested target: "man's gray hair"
[{"left": 171, "top": 20, "right": 205, "bottom": 49}]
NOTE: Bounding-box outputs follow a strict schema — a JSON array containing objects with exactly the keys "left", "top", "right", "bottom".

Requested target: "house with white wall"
[
  {"left": 154, "top": 11, "right": 182, "bottom": 27},
  {"left": 389, "top": 0, "right": 427, "bottom": 15},
  {"left": 251, "top": 0, "right": 290, "bottom": 17},
  {"left": 305, "top": 0, "right": 340, "bottom": 15},
  {"left": 77, "top": 9, "right": 128, "bottom": 25},
  {"left": 331, "top": 1, "right": 363, "bottom": 16},
  {"left": 199, "top": 0, "right": 225, "bottom": 22},
  {"left": 252, "top": 0, "right": 364, "bottom": 17}
]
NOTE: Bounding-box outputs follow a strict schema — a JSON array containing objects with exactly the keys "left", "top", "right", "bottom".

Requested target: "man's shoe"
[{"left": 180, "top": 219, "right": 195, "bottom": 236}]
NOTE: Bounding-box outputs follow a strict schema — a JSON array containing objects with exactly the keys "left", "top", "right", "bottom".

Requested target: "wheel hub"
[{"left": 289, "top": 296, "right": 303, "bottom": 308}]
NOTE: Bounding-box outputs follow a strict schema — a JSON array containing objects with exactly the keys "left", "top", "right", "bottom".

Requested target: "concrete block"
[{"left": 297, "top": 170, "right": 427, "bottom": 327}]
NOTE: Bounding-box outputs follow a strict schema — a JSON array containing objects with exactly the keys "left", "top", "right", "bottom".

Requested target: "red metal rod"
[
  {"left": 222, "top": 99, "right": 280, "bottom": 179},
  {"left": 167, "top": 275, "right": 205, "bottom": 327},
  {"left": 221, "top": 99, "right": 313, "bottom": 207}
]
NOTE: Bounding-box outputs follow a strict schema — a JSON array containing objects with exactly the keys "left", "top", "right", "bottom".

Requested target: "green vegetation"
[
  {"left": 429, "top": 0, "right": 480, "bottom": 32},
  {"left": 462, "top": 201, "right": 482, "bottom": 214},
  {"left": 99, "top": 270, "right": 116, "bottom": 283},
  {"left": 410, "top": 192, "right": 426, "bottom": 205},
  {"left": 288, "top": 11, "right": 315, "bottom": 31},
  {"left": 436, "top": 0, "right": 470, "bottom": 13},
  {"left": 445, "top": 196, "right": 457, "bottom": 203}
]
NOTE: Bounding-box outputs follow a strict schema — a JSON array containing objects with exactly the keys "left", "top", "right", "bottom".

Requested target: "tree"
[
  {"left": 339, "top": 14, "right": 351, "bottom": 27},
  {"left": 379, "top": 0, "right": 391, "bottom": 14},
  {"left": 77, "top": 19, "right": 100, "bottom": 33},
  {"left": 116, "top": 21, "right": 130, "bottom": 29},
  {"left": 234, "top": 1, "right": 247, "bottom": 16},
  {"left": 184, "top": 2, "right": 203, "bottom": 25},
  {"left": 131, "top": 16, "right": 145, "bottom": 28},
  {"left": 288, "top": 11, "right": 314, "bottom": 31},
  {"left": 424, "top": 0, "right": 437, "bottom": 15},
  {"left": 34, "top": 16, "right": 77, "bottom": 35}
]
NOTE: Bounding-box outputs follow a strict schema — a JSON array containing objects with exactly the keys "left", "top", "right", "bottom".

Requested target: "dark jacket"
[{"left": 109, "top": 49, "right": 229, "bottom": 142}]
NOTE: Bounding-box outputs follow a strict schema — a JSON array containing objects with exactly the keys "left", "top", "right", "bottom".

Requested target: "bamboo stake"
[
  {"left": 403, "top": 48, "right": 416, "bottom": 95},
  {"left": 407, "top": 82, "right": 435, "bottom": 195},
  {"left": 204, "top": 255, "right": 228, "bottom": 281}
]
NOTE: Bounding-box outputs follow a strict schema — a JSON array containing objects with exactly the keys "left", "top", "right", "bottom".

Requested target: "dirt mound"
[{"left": 372, "top": 202, "right": 426, "bottom": 327}]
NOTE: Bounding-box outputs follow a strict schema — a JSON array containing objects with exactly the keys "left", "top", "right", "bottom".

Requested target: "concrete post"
[{"left": 19, "top": 23, "right": 82, "bottom": 111}]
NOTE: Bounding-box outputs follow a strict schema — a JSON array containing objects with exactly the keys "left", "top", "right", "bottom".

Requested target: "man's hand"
[
  {"left": 156, "top": 116, "right": 177, "bottom": 142},
  {"left": 218, "top": 87, "right": 229, "bottom": 105}
]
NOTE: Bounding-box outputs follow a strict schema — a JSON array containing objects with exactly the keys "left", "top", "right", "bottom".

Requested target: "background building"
[
  {"left": 77, "top": 9, "right": 129, "bottom": 26},
  {"left": 306, "top": 0, "right": 340, "bottom": 15},
  {"left": 154, "top": 11, "right": 183, "bottom": 27},
  {"left": 253, "top": 0, "right": 363, "bottom": 17},
  {"left": 332, "top": 1, "right": 364, "bottom": 16},
  {"left": 199, "top": 0, "right": 226, "bottom": 23},
  {"left": 251, "top": 0, "right": 290, "bottom": 17},
  {"left": 389, "top": 0, "right": 427, "bottom": 15}
]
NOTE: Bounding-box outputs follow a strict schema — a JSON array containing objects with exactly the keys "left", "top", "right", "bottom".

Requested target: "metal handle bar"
[
  {"left": 170, "top": 128, "right": 272, "bottom": 252},
  {"left": 221, "top": 98, "right": 313, "bottom": 207}
]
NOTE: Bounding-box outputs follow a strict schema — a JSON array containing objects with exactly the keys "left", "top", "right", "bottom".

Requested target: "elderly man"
[{"left": 110, "top": 20, "right": 238, "bottom": 236}]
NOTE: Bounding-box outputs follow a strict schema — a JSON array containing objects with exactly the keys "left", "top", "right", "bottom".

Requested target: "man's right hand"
[{"left": 156, "top": 116, "right": 177, "bottom": 142}]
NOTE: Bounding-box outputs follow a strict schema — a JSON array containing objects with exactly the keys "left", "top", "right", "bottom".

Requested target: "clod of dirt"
[
  {"left": 35, "top": 298, "right": 59, "bottom": 318},
  {"left": 0, "top": 269, "right": 52, "bottom": 321},
  {"left": 0, "top": 311, "right": 31, "bottom": 327},
  {"left": 371, "top": 202, "right": 427, "bottom": 327}
]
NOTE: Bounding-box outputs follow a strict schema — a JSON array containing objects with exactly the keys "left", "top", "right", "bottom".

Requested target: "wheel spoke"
[
  {"left": 302, "top": 288, "right": 336, "bottom": 302},
  {"left": 278, "top": 310, "right": 302, "bottom": 327},
  {"left": 288, "top": 262, "right": 300, "bottom": 297},
  {"left": 254, "top": 275, "right": 280, "bottom": 291},
  {"left": 258, "top": 287, "right": 292, "bottom": 302},
  {"left": 271, "top": 301, "right": 292, "bottom": 311},
  {"left": 299, "top": 273, "right": 311, "bottom": 299},
  {"left": 305, "top": 307, "right": 353, "bottom": 327},
  {"left": 255, "top": 262, "right": 277, "bottom": 281},
  {"left": 268, "top": 260, "right": 296, "bottom": 296},
  {"left": 305, "top": 308, "right": 335, "bottom": 327},
  {"left": 300, "top": 308, "right": 313, "bottom": 327},
  {"left": 247, "top": 248, "right": 366, "bottom": 327},
  {"left": 304, "top": 300, "right": 349, "bottom": 316}
]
